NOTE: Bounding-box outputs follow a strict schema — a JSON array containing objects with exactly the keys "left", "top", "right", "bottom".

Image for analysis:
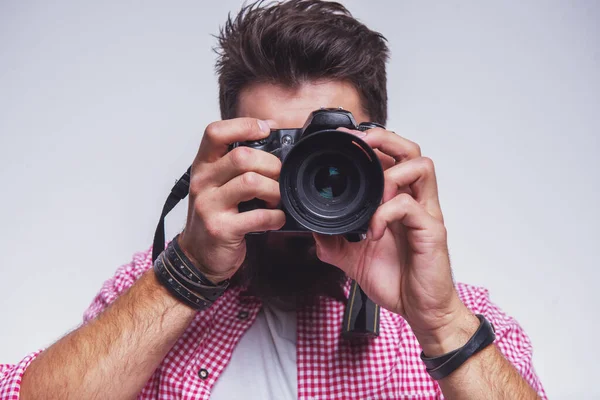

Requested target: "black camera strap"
[
  {"left": 342, "top": 280, "right": 380, "bottom": 339},
  {"left": 153, "top": 166, "right": 380, "bottom": 339},
  {"left": 152, "top": 166, "right": 191, "bottom": 263}
]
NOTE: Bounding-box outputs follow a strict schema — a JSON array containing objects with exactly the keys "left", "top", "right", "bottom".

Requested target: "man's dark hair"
[{"left": 215, "top": 0, "right": 389, "bottom": 124}]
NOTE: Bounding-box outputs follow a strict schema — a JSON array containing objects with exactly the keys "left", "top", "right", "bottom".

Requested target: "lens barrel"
[{"left": 280, "top": 130, "right": 384, "bottom": 235}]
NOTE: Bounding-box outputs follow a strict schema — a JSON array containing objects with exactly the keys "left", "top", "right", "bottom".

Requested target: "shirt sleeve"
[
  {"left": 0, "top": 246, "right": 155, "bottom": 399},
  {"left": 83, "top": 246, "right": 154, "bottom": 323},
  {"left": 456, "top": 283, "right": 547, "bottom": 399},
  {"left": 0, "top": 351, "right": 42, "bottom": 399}
]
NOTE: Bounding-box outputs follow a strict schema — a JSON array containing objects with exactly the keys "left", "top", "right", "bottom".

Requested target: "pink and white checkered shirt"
[{"left": 0, "top": 246, "right": 546, "bottom": 399}]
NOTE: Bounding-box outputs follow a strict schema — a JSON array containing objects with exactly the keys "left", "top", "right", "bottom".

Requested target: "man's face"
[{"left": 233, "top": 80, "right": 370, "bottom": 309}]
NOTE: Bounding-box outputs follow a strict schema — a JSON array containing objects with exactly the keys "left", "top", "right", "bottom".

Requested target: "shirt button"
[
  {"left": 198, "top": 368, "right": 209, "bottom": 380},
  {"left": 237, "top": 310, "right": 249, "bottom": 320}
]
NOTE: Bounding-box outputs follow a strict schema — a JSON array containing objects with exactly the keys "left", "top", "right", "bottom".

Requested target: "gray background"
[{"left": 1, "top": 0, "right": 598, "bottom": 398}]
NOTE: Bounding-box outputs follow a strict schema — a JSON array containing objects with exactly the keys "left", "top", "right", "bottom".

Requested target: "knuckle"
[
  {"left": 192, "top": 196, "right": 210, "bottom": 219},
  {"left": 203, "top": 217, "right": 224, "bottom": 238},
  {"left": 240, "top": 171, "right": 260, "bottom": 187},
  {"left": 418, "top": 156, "right": 435, "bottom": 174},
  {"left": 192, "top": 205, "right": 210, "bottom": 226},
  {"left": 230, "top": 146, "right": 253, "bottom": 169},
  {"left": 204, "top": 121, "right": 222, "bottom": 141},
  {"left": 409, "top": 141, "right": 422, "bottom": 157},
  {"left": 397, "top": 193, "right": 414, "bottom": 207},
  {"left": 189, "top": 164, "right": 209, "bottom": 195}
]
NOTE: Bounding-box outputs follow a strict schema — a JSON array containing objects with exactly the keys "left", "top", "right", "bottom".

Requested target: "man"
[{"left": 0, "top": 1, "right": 546, "bottom": 399}]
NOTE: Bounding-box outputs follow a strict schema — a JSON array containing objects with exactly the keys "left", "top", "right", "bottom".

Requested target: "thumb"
[{"left": 312, "top": 233, "right": 347, "bottom": 268}]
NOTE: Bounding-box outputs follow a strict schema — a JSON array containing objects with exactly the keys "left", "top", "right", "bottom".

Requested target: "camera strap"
[
  {"left": 152, "top": 166, "right": 191, "bottom": 263},
  {"left": 342, "top": 280, "right": 380, "bottom": 339}
]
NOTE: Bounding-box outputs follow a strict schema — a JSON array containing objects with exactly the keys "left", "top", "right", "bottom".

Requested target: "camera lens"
[
  {"left": 314, "top": 165, "right": 348, "bottom": 200},
  {"left": 304, "top": 153, "right": 359, "bottom": 211},
  {"left": 279, "top": 130, "right": 384, "bottom": 235}
]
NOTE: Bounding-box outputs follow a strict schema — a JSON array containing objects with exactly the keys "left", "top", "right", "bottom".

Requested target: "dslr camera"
[{"left": 230, "top": 108, "right": 384, "bottom": 236}]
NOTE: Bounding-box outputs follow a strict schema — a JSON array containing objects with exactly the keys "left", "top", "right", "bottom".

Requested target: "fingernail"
[
  {"left": 257, "top": 119, "right": 272, "bottom": 134},
  {"left": 366, "top": 229, "right": 373, "bottom": 240}
]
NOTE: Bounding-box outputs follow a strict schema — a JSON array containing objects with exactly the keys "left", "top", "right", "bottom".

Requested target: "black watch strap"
[{"left": 420, "top": 314, "right": 496, "bottom": 380}]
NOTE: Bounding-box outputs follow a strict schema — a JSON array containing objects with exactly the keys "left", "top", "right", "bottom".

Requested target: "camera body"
[{"left": 230, "top": 108, "right": 384, "bottom": 236}]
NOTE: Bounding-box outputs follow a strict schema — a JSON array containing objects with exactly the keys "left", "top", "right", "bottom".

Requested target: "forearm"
[
  {"left": 438, "top": 344, "right": 539, "bottom": 399},
  {"left": 417, "top": 309, "right": 539, "bottom": 399},
  {"left": 20, "top": 270, "right": 196, "bottom": 399}
]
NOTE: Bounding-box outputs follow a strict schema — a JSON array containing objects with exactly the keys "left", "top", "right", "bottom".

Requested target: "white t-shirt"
[{"left": 210, "top": 304, "right": 297, "bottom": 400}]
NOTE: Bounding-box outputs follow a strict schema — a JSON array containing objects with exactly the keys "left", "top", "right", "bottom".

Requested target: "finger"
[
  {"left": 312, "top": 233, "right": 348, "bottom": 266},
  {"left": 336, "top": 127, "right": 395, "bottom": 170},
  {"left": 230, "top": 208, "right": 286, "bottom": 236},
  {"left": 219, "top": 172, "right": 281, "bottom": 209},
  {"left": 361, "top": 128, "right": 422, "bottom": 163},
  {"left": 375, "top": 149, "right": 396, "bottom": 170},
  {"left": 368, "top": 193, "right": 444, "bottom": 245},
  {"left": 383, "top": 157, "right": 443, "bottom": 221},
  {"left": 197, "top": 118, "right": 276, "bottom": 162},
  {"left": 209, "top": 146, "right": 282, "bottom": 186}
]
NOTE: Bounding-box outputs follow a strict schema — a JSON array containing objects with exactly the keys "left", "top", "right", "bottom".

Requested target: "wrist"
[
  {"left": 414, "top": 306, "right": 480, "bottom": 357},
  {"left": 177, "top": 232, "right": 225, "bottom": 284},
  {"left": 140, "top": 270, "right": 198, "bottom": 318}
]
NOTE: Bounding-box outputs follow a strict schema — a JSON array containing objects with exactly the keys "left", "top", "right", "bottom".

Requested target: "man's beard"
[{"left": 230, "top": 232, "right": 348, "bottom": 310}]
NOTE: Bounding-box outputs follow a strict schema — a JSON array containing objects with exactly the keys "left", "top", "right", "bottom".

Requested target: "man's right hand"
[{"left": 178, "top": 118, "right": 286, "bottom": 283}]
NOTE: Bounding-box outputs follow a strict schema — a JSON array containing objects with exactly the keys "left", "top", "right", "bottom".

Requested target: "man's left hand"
[{"left": 313, "top": 127, "right": 478, "bottom": 355}]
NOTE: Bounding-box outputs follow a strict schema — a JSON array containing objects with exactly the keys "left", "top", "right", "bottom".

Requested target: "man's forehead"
[{"left": 236, "top": 80, "right": 369, "bottom": 128}]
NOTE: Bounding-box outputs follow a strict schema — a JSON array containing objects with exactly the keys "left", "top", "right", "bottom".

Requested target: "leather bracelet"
[
  {"left": 153, "top": 253, "right": 212, "bottom": 310},
  {"left": 163, "top": 241, "right": 228, "bottom": 302},
  {"left": 171, "top": 234, "right": 227, "bottom": 287},
  {"left": 420, "top": 314, "right": 496, "bottom": 380},
  {"left": 162, "top": 255, "right": 224, "bottom": 303},
  {"left": 153, "top": 235, "right": 230, "bottom": 310}
]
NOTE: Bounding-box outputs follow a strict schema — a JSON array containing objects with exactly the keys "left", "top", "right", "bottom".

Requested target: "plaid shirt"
[{"left": 1, "top": 246, "right": 546, "bottom": 399}]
